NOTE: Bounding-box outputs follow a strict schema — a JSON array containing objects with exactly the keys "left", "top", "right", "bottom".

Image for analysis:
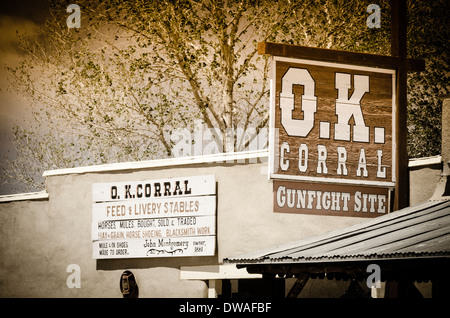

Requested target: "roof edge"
[
  {"left": 43, "top": 149, "right": 269, "bottom": 177},
  {"left": 408, "top": 155, "right": 442, "bottom": 167},
  {"left": 226, "top": 252, "right": 450, "bottom": 265},
  {"left": 0, "top": 191, "right": 49, "bottom": 203}
]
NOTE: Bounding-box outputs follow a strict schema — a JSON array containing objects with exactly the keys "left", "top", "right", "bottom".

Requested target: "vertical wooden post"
[
  {"left": 391, "top": 0, "right": 409, "bottom": 210},
  {"left": 208, "top": 279, "right": 218, "bottom": 298},
  {"left": 440, "top": 95, "right": 450, "bottom": 177},
  {"left": 222, "top": 279, "right": 231, "bottom": 298}
]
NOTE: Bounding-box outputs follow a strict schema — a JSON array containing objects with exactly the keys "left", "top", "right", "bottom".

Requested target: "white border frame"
[
  {"left": 43, "top": 149, "right": 269, "bottom": 177},
  {"left": 0, "top": 191, "right": 49, "bottom": 203},
  {"left": 269, "top": 56, "right": 396, "bottom": 188}
]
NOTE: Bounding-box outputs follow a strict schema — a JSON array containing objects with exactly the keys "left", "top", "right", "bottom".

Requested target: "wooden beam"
[
  {"left": 258, "top": 41, "right": 424, "bottom": 72},
  {"left": 286, "top": 273, "right": 310, "bottom": 298},
  {"left": 241, "top": 257, "right": 450, "bottom": 282},
  {"left": 180, "top": 264, "right": 262, "bottom": 280},
  {"left": 208, "top": 280, "right": 218, "bottom": 298},
  {"left": 391, "top": 0, "right": 409, "bottom": 211}
]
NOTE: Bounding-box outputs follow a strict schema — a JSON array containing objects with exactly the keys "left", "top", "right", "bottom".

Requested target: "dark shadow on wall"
[{"left": 96, "top": 256, "right": 218, "bottom": 271}]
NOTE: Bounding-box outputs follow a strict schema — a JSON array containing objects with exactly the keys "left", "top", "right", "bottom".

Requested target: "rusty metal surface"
[{"left": 225, "top": 199, "right": 450, "bottom": 264}]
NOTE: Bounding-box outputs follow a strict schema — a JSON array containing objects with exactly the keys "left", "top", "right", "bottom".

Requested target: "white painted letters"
[
  {"left": 280, "top": 68, "right": 317, "bottom": 137},
  {"left": 356, "top": 148, "right": 368, "bottom": 177},
  {"left": 276, "top": 185, "right": 387, "bottom": 214},
  {"left": 274, "top": 59, "right": 394, "bottom": 188},
  {"left": 316, "top": 145, "right": 328, "bottom": 174},
  {"left": 377, "top": 149, "right": 386, "bottom": 178},
  {"left": 280, "top": 142, "right": 290, "bottom": 171},
  {"left": 334, "top": 73, "right": 370, "bottom": 142},
  {"left": 337, "top": 146, "right": 348, "bottom": 176},
  {"left": 298, "top": 143, "right": 308, "bottom": 172}
]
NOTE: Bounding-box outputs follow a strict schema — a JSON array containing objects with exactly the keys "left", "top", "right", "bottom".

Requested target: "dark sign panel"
[{"left": 274, "top": 180, "right": 390, "bottom": 218}]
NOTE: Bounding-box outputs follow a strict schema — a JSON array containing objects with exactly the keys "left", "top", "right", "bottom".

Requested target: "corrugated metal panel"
[{"left": 225, "top": 200, "right": 450, "bottom": 264}]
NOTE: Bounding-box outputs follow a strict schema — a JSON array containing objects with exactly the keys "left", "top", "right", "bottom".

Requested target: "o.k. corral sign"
[
  {"left": 92, "top": 175, "right": 216, "bottom": 259},
  {"left": 269, "top": 54, "right": 395, "bottom": 218}
]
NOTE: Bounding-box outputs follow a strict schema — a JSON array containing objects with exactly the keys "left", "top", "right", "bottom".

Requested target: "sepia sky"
[{"left": 0, "top": 0, "right": 50, "bottom": 194}]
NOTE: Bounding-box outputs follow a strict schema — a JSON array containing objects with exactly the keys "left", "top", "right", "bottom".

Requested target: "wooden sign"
[
  {"left": 92, "top": 175, "right": 215, "bottom": 202},
  {"left": 270, "top": 57, "right": 396, "bottom": 187},
  {"left": 92, "top": 175, "right": 216, "bottom": 259},
  {"left": 274, "top": 180, "right": 390, "bottom": 218}
]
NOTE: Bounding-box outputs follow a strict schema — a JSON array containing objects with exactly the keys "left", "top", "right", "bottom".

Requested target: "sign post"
[
  {"left": 268, "top": 55, "right": 395, "bottom": 218},
  {"left": 391, "top": 0, "right": 409, "bottom": 211},
  {"left": 261, "top": 9, "right": 424, "bottom": 216}
]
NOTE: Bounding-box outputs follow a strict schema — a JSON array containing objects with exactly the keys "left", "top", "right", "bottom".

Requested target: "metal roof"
[{"left": 225, "top": 199, "right": 450, "bottom": 265}]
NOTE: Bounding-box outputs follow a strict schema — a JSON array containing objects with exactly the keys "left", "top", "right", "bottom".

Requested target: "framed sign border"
[{"left": 92, "top": 174, "right": 217, "bottom": 259}]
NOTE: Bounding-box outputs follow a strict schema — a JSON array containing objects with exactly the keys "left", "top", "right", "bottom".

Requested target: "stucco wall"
[
  {"left": 409, "top": 163, "right": 442, "bottom": 206},
  {"left": 0, "top": 158, "right": 376, "bottom": 297}
]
